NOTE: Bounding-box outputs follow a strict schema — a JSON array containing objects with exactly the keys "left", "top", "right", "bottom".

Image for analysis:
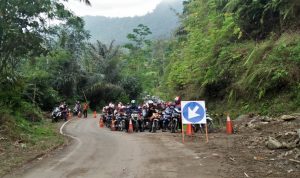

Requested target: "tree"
[
  {"left": 53, "top": 16, "right": 90, "bottom": 98},
  {"left": 119, "top": 76, "right": 142, "bottom": 100},
  {"left": 225, "top": 0, "right": 300, "bottom": 40},
  {"left": 124, "top": 24, "right": 152, "bottom": 50},
  {"left": 87, "top": 40, "right": 120, "bottom": 84},
  {"left": 0, "top": 0, "right": 92, "bottom": 108},
  {"left": 0, "top": 0, "right": 77, "bottom": 82}
]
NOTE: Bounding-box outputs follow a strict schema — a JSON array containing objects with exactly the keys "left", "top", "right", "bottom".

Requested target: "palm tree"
[{"left": 87, "top": 40, "right": 120, "bottom": 83}]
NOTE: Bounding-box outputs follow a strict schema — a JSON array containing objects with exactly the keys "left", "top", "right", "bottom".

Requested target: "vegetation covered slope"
[
  {"left": 157, "top": 0, "right": 300, "bottom": 115},
  {"left": 120, "top": 0, "right": 300, "bottom": 116}
]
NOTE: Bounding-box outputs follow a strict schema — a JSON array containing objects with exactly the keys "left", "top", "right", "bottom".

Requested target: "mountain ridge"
[{"left": 84, "top": 0, "right": 183, "bottom": 44}]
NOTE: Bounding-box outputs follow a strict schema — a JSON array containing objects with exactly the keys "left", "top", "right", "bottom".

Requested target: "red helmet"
[{"left": 174, "top": 96, "right": 181, "bottom": 105}]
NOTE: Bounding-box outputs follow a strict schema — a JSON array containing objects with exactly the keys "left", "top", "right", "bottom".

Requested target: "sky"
[{"left": 63, "top": 0, "right": 173, "bottom": 17}]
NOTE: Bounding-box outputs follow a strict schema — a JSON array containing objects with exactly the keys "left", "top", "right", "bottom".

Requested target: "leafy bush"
[
  {"left": 18, "top": 102, "right": 44, "bottom": 122},
  {"left": 86, "top": 83, "right": 129, "bottom": 110}
]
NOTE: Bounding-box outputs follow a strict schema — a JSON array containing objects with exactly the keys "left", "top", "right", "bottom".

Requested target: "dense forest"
[{"left": 0, "top": 1, "right": 300, "bottom": 170}]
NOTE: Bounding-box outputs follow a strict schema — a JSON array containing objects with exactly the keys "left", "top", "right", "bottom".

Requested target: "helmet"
[
  {"left": 131, "top": 100, "right": 136, "bottom": 104},
  {"left": 109, "top": 104, "right": 115, "bottom": 108},
  {"left": 174, "top": 96, "right": 181, "bottom": 105},
  {"left": 147, "top": 100, "right": 154, "bottom": 104}
]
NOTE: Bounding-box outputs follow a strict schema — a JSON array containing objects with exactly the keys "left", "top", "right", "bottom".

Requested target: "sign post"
[
  {"left": 205, "top": 122, "right": 209, "bottom": 143},
  {"left": 181, "top": 101, "right": 208, "bottom": 143},
  {"left": 182, "top": 121, "right": 185, "bottom": 143}
]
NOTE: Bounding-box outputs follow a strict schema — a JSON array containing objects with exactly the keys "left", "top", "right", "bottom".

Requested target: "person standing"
[
  {"left": 83, "top": 102, "right": 89, "bottom": 118},
  {"left": 74, "top": 101, "right": 82, "bottom": 116}
]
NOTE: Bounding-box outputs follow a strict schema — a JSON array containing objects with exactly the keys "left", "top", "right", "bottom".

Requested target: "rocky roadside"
[
  {"left": 229, "top": 113, "right": 300, "bottom": 177},
  {"left": 169, "top": 113, "right": 300, "bottom": 178}
]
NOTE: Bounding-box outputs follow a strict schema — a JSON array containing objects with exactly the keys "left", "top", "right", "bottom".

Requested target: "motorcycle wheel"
[
  {"left": 170, "top": 120, "right": 175, "bottom": 133},
  {"left": 135, "top": 121, "right": 139, "bottom": 132},
  {"left": 153, "top": 120, "right": 159, "bottom": 133},
  {"left": 192, "top": 124, "right": 199, "bottom": 133},
  {"left": 140, "top": 122, "right": 145, "bottom": 132},
  {"left": 207, "top": 120, "right": 214, "bottom": 133}
]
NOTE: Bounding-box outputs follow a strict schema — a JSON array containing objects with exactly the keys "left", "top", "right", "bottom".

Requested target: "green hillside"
[{"left": 121, "top": 0, "right": 300, "bottom": 116}]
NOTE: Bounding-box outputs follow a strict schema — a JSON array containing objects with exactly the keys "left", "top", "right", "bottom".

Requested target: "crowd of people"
[
  {"left": 51, "top": 96, "right": 214, "bottom": 133},
  {"left": 101, "top": 96, "right": 184, "bottom": 133},
  {"left": 51, "top": 100, "right": 89, "bottom": 122}
]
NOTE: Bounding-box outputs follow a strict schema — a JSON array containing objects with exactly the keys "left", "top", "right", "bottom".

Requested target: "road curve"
[{"left": 5, "top": 116, "right": 219, "bottom": 178}]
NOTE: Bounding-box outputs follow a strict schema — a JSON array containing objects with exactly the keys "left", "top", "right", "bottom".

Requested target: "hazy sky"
[{"left": 63, "top": 0, "right": 171, "bottom": 17}]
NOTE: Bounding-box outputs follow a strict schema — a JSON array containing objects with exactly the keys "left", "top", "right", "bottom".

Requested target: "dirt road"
[{"left": 4, "top": 116, "right": 223, "bottom": 178}]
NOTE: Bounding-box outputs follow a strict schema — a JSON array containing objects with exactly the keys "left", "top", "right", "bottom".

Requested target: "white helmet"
[
  {"left": 110, "top": 104, "right": 115, "bottom": 108},
  {"left": 148, "top": 100, "right": 154, "bottom": 104}
]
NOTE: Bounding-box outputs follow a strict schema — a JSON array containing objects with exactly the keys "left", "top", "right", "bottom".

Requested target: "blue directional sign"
[{"left": 181, "top": 101, "right": 206, "bottom": 124}]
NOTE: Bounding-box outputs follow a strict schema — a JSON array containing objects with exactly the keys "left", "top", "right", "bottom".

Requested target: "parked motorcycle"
[
  {"left": 116, "top": 114, "right": 126, "bottom": 131},
  {"left": 105, "top": 114, "right": 113, "bottom": 128},
  {"left": 161, "top": 107, "right": 172, "bottom": 132},
  {"left": 192, "top": 113, "right": 214, "bottom": 133},
  {"left": 131, "top": 110, "right": 142, "bottom": 132},
  {"left": 51, "top": 107, "right": 62, "bottom": 122},
  {"left": 170, "top": 107, "right": 181, "bottom": 133},
  {"left": 150, "top": 111, "right": 161, "bottom": 133},
  {"left": 73, "top": 106, "right": 81, "bottom": 117}
]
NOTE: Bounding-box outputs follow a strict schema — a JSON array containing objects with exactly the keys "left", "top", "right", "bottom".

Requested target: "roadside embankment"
[{"left": 0, "top": 112, "right": 68, "bottom": 177}]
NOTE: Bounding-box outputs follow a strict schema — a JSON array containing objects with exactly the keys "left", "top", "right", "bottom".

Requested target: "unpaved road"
[{"left": 4, "top": 116, "right": 223, "bottom": 178}]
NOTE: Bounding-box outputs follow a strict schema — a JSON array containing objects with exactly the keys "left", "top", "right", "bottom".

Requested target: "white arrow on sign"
[{"left": 188, "top": 106, "right": 200, "bottom": 119}]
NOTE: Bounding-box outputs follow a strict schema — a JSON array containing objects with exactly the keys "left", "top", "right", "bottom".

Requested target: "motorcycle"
[
  {"left": 170, "top": 107, "right": 181, "bottom": 133},
  {"left": 150, "top": 111, "right": 161, "bottom": 133},
  {"left": 51, "top": 107, "right": 62, "bottom": 122},
  {"left": 115, "top": 113, "right": 126, "bottom": 131},
  {"left": 161, "top": 107, "right": 172, "bottom": 132},
  {"left": 105, "top": 114, "right": 113, "bottom": 128},
  {"left": 73, "top": 106, "right": 81, "bottom": 117},
  {"left": 192, "top": 113, "right": 214, "bottom": 133},
  {"left": 131, "top": 110, "right": 142, "bottom": 132},
  {"left": 141, "top": 108, "right": 151, "bottom": 131}
]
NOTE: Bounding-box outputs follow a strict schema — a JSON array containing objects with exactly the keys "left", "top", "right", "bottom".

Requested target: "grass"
[{"left": 0, "top": 111, "right": 66, "bottom": 176}]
